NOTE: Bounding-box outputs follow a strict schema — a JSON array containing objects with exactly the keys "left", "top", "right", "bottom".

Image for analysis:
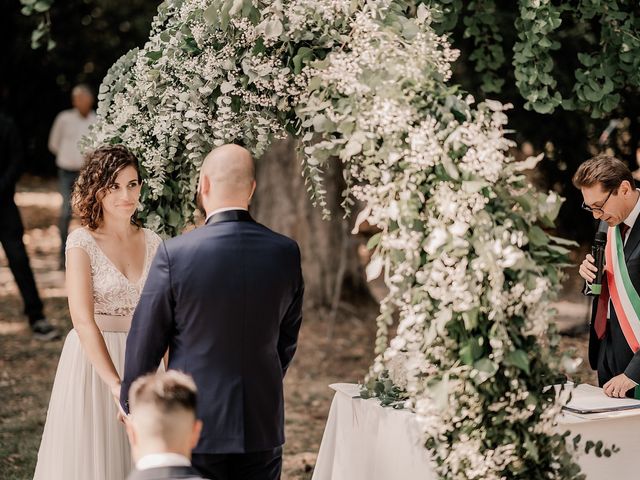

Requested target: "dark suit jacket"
[
  {"left": 588, "top": 220, "right": 640, "bottom": 382},
  {"left": 121, "top": 210, "right": 304, "bottom": 454},
  {"left": 126, "top": 466, "right": 204, "bottom": 480}
]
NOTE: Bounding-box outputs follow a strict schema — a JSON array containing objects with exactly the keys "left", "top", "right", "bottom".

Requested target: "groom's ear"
[
  {"left": 248, "top": 180, "right": 257, "bottom": 202},
  {"left": 199, "top": 174, "right": 211, "bottom": 196}
]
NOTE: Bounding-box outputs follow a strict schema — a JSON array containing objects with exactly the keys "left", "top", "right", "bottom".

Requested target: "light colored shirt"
[
  {"left": 205, "top": 207, "right": 248, "bottom": 224},
  {"left": 48, "top": 109, "right": 96, "bottom": 171},
  {"left": 136, "top": 453, "right": 191, "bottom": 471}
]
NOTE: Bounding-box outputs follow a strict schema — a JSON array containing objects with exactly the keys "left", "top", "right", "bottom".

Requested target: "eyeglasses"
[{"left": 582, "top": 189, "right": 613, "bottom": 214}]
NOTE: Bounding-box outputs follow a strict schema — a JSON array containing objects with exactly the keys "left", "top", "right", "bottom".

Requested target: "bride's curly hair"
[{"left": 72, "top": 145, "right": 142, "bottom": 230}]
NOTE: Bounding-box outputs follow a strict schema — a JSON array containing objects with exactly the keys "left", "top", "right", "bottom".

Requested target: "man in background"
[
  {"left": 0, "top": 106, "right": 59, "bottom": 340},
  {"left": 48, "top": 84, "right": 96, "bottom": 268},
  {"left": 125, "top": 371, "right": 204, "bottom": 480}
]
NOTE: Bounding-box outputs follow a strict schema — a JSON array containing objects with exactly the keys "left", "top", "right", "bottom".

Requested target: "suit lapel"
[{"left": 624, "top": 220, "right": 640, "bottom": 260}]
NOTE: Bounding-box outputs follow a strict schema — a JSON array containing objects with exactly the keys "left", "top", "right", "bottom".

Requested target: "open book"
[{"left": 562, "top": 383, "right": 640, "bottom": 414}]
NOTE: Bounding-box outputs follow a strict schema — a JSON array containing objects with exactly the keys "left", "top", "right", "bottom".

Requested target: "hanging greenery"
[
  {"left": 425, "top": 0, "right": 640, "bottom": 117},
  {"left": 74, "top": 0, "right": 601, "bottom": 477},
  {"left": 23, "top": 0, "right": 640, "bottom": 117}
]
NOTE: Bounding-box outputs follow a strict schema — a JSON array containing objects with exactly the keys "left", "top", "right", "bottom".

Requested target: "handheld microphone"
[{"left": 590, "top": 231, "right": 607, "bottom": 295}]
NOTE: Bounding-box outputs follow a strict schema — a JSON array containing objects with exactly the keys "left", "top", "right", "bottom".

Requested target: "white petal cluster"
[
  {"left": 87, "top": 0, "right": 327, "bottom": 233},
  {"left": 295, "top": 1, "right": 578, "bottom": 477}
]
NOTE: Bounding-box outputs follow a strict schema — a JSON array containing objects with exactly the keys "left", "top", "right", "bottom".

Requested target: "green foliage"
[
  {"left": 463, "top": 0, "right": 505, "bottom": 94},
  {"left": 570, "top": 1, "right": 640, "bottom": 118},
  {"left": 426, "top": 0, "right": 640, "bottom": 117},
  {"left": 19, "top": 0, "right": 55, "bottom": 50},
  {"left": 513, "top": 0, "right": 563, "bottom": 114},
  {"left": 360, "top": 371, "right": 408, "bottom": 408}
]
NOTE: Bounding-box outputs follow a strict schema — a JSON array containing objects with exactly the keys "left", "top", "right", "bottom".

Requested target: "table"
[{"left": 312, "top": 383, "right": 640, "bottom": 480}]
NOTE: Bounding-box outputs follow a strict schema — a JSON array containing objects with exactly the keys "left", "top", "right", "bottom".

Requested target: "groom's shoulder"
[
  {"left": 258, "top": 222, "right": 298, "bottom": 245},
  {"left": 254, "top": 222, "right": 301, "bottom": 258},
  {"left": 161, "top": 226, "right": 206, "bottom": 250},
  {"left": 161, "top": 221, "right": 299, "bottom": 254}
]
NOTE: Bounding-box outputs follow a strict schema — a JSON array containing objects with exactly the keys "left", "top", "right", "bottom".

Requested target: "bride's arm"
[{"left": 66, "top": 247, "right": 122, "bottom": 401}]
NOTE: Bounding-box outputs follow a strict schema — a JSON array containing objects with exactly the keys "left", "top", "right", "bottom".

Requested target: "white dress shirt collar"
[
  {"left": 205, "top": 207, "right": 248, "bottom": 224},
  {"left": 136, "top": 452, "right": 191, "bottom": 471},
  {"left": 623, "top": 189, "right": 640, "bottom": 231}
]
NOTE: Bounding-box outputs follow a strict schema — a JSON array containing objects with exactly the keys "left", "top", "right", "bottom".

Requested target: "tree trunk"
[{"left": 251, "top": 137, "right": 370, "bottom": 308}]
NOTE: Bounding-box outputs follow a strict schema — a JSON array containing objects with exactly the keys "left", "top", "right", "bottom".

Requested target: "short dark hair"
[
  {"left": 572, "top": 154, "right": 635, "bottom": 192},
  {"left": 129, "top": 371, "right": 198, "bottom": 415}
]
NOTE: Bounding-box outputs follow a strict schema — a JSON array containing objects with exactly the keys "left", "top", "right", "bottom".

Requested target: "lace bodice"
[{"left": 65, "top": 227, "right": 162, "bottom": 316}]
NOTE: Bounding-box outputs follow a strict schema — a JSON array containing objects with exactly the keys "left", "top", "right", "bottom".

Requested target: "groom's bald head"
[{"left": 197, "top": 144, "right": 256, "bottom": 215}]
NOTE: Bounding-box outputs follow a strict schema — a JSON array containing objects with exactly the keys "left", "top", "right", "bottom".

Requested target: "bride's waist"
[{"left": 93, "top": 314, "right": 132, "bottom": 332}]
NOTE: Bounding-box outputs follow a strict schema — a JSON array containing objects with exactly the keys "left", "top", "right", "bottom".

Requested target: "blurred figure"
[
  {"left": 125, "top": 371, "right": 204, "bottom": 480},
  {"left": 0, "top": 107, "right": 59, "bottom": 340},
  {"left": 48, "top": 84, "right": 96, "bottom": 268}
]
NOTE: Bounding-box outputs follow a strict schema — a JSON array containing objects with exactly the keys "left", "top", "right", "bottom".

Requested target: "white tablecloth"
[{"left": 312, "top": 383, "right": 640, "bottom": 480}]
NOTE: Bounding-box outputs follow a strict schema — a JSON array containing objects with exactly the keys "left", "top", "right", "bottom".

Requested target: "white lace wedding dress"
[{"left": 33, "top": 227, "right": 162, "bottom": 480}]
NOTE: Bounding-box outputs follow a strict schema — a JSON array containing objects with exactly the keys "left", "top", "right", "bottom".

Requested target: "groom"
[{"left": 121, "top": 144, "right": 304, "bottom": 480}]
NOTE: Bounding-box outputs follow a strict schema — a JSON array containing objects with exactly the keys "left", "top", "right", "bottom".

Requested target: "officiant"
[{"left": 575, "top": 154, "right": 640, "bottom": 399}]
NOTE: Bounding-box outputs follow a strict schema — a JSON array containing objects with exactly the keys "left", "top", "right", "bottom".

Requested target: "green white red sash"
[{"left": 605, "top": 226, "right": 640, "bottom": 352}]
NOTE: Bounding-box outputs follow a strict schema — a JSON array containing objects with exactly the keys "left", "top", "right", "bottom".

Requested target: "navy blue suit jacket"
[{"left": 121, "top": 210, "right": 304, "bottom": 454}]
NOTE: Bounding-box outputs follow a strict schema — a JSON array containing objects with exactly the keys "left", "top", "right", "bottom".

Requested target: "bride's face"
[{"left": 100, "top": 165, "right": 142, "bottom": 222}]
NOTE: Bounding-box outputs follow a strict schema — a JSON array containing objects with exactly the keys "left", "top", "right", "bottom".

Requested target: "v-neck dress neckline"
[{"left": 86, "top": 228, "right": 150, "bottom": 286}]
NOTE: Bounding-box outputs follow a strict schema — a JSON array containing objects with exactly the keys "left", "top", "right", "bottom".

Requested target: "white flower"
[{"left": 424, "top": 227, "right": 447, "bottom": 255}]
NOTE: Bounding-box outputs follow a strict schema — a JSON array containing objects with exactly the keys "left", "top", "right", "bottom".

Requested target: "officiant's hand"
[
  {"left": 603, "top": 373, "right": 637, "bottom": 398},
  {"left": 579, "top": 254, "right": 598, "bottom": 283}
]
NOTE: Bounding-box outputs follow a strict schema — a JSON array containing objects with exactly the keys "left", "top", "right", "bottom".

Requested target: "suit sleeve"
[
  {"left": 625, "top": 354, "right": 640, "bottom": 384},
  {"left": 277, "top": 244, "right": 304, "bottom": 376},
  {"left": 120, "top": 242, "right": 175, "bottom": 412}
]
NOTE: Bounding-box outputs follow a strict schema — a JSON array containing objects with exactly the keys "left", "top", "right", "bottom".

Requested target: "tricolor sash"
[
  {"left": 605, "top": 226, "right": 640, "bottom": 353},
  {"left": 604, "top": 225, "right": 640, "bottom": 399}
]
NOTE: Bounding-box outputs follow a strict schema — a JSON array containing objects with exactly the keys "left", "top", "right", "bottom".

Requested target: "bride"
[{"left": 33, "top": 145, "right": 162, "bottom": 479}]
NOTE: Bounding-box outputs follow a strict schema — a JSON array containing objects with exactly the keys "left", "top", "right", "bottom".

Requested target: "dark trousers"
[
  {"left": 192, "top": 447, "right": 282, "bottom": 480},
  {"left": 58, "top": 168, "right": 78, "bottom": 257},
  {"left": 0, "top": 199, "right": 44, "bottom": 325}
]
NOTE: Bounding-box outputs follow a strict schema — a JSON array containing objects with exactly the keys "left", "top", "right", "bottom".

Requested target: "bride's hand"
[{"left": 110, "top": 380, "right": 121, "bottom": 404}]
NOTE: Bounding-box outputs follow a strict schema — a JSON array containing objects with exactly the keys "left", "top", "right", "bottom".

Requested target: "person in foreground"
[
  {"left": 121, "top": 144, "right": 304, "bottom": 480},
  {"left": 125, "top": 371, "right": 204, "bottom": 480},
  {"left": 575, "top": 154, "right": 640, "bottom": 398},
  {"left": 34, "top": 145, "right": 162, "bottom": 479}
]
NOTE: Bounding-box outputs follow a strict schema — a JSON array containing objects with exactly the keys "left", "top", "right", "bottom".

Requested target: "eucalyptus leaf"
[{"left": 505, "top": 349, "right": 530, "bottom": 375}]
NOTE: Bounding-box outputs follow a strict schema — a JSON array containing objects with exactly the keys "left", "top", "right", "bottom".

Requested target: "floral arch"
[{"left": 87, "top": 0, "right": 582, "bottom": 477}]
